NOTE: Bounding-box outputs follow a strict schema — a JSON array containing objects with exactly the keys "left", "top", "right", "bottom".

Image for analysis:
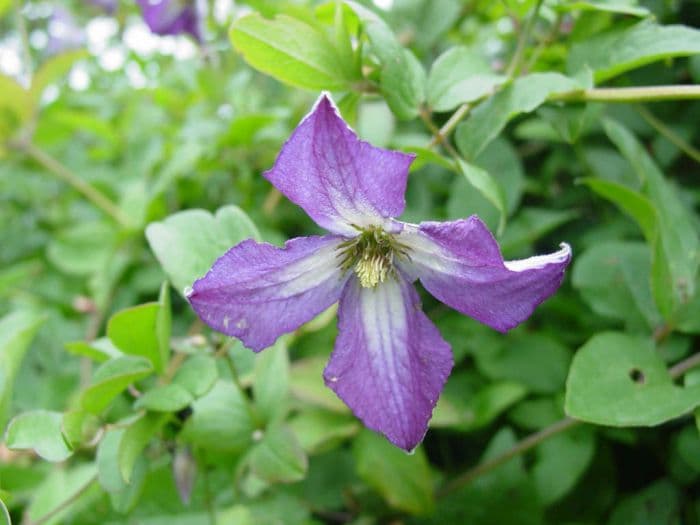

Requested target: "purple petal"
[
  {"left": 265, "top": 94, "right": 415, "bottom": 236},
  {"left": 137, "top": 0, "right": 202, "bottom": 41},
  {"left": 324, "top": 274, "right": 453, "bottom": 451},
  {"left": 399, "top": 216, "right": 571, "bottom": 332},
  {"left": 188, "top": 235, "right": 349, "bottom": 351}
]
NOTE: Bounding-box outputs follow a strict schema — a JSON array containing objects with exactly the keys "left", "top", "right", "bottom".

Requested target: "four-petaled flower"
[
  {"left": 187, "top": 94, "right": 571, "bottom": 451},
  {"left": 137, "top": 0, "right": 202, "bottom": 42}
]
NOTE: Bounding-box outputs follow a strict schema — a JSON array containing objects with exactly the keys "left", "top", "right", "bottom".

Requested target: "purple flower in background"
[
  {"left": 90, "top": 0, "right": 118, "bottom": 14},
  {"left": 187, "top": 94, "right": 571, "bottom": 451},
  {"left": 47, "top": 7, "right": 85, "bottom": 54},
  {"left": 137, "top": 0, "right": 202, "bottom": 41}
]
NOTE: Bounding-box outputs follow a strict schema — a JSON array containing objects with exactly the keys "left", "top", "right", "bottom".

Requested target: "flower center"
[{"left": 338, "top": 226, "right": 407, "bottom": 288}]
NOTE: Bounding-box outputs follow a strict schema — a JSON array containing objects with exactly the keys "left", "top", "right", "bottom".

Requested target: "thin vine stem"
[
  {"left": 635, "top": 104, "right": 700, "bottom": 163},
  {"left": 669, "top": 352, "right": 700, "bottom": 379},
  {"left": 429, "top": 85, "right": 700, "bottom": 152},
  {"left": 437, "top": 417, "right": 578, "bottom": 498},
  {"left": 429, "top": 102, "right": 471, "bottom": 148},
  {"left": 428, "top": 0, "right": 547, "bottom": 148},
  {"left": 505, "top": 0, "right": 545, "bottom": 78},
  {"left": 437, "top": 349, "right": 700, "bottom": 498},
  {"left": 28, "top": 474, "right": 97, "bottom": 525},
  {"left": 553, "top": 85, "right": 700, "bottom": 103},
  {"left": 21, "top": 143, "right": 132, "bottom": 228}
]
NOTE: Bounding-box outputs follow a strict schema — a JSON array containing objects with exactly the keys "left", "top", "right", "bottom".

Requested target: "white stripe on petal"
[
  {"left": 360, "top": 279, "right": 408, "bottom": 419},
  {"left": 276, "top": 241, "right": 344, "bottom": 296},
  {"left": 504, "top": 243, "right": 572, "bottom": 272}
]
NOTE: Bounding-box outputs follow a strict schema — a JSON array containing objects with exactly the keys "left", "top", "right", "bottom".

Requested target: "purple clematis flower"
[
  {"left": 137, "top": 0, "right": 202, "bottom": 41},
  {"left": 187, "top": 94, "right": 571, "bottom": 451}
]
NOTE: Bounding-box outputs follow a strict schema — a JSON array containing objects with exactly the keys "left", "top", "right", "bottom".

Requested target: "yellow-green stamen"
[{"left": 337, "top": 225, "right": 408, "bottom": 288}]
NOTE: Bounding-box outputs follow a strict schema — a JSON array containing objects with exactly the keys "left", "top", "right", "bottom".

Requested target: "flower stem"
[
  {"left": 438, "top": 349, "right": 700, "bottom": 498},
  {"left": 553, "top": 85, "right": 700, "bottom": 103},
  {"left": 22, "top": 142, "right": 132, "bottom": 228},
  {"left": 505, "top": 0, "right": 545, "bottom": 78},
  {"left": 635, "top": 104, "right": 700, "bottom": 163}
]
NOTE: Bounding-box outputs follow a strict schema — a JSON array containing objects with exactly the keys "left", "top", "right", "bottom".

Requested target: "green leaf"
[
  {"left": 80, "top": 356, "right": 153, "bottom": 414},
  {"left": 608, "top": 480, "right": 680, "bottom": 525},
  {"left": 0, "top": 0, "right": 12, "bottom": 18},
  {"left": 572, "top": 241, "right": 661, "bottom": 330},
  {"left": 248, "top": 424, "right": 308, "bottom": 483},
  {"left": 253, "top": 339, "right": 290, "bottom": 423},
  {"left": 406, "top": 146, "right": 455, "bottom": 172},
  {"left": 380, "top": 48, "right": 426, "bottom": 120},
  {"left": 97, "top": 428, "right": 127, "bottom": 492},
  {"left": 455, "top": 73, "right": 581, "bottom": 160},
  {"left": 532, "top": 426, "right": 596, "bottom": 504},
  {"left": 456, "top": 159, "right": 507, "bottom": 235},
  {"left": 134, "top": 384, "right": 193, "bottom": 412},
  {"left": 581, "top": 178, "right": 657, "bottom": 242},
  {"left": 110, "top": 456, "right": 147, "bottom": 514},
  {"left": 172, "top": 355, "right": 218, "bottom": 397},
  {"left": 0, "top": 74, "right": 32, "bottom": 145},
  {"left": 345, "top": 1, "right": 425, "bottom": 119},
  {"left": 65, "top": 337, "right": 121, "bottom": 363},
  {"left": 345, "top": 1, "right": 401, "bottom": 64},
  {"left": 509, "top": 397, "right": 564, "bottom": 431},
  {"left": 145, "top": 205, "right": 259, "bottom": 297},
  {"left": 0, "top": 310, "right": 44, "bottom": 429},
  {"left": 224, "top": 113, "right": 277, "bottom": 146},
  {"left": 447, "top": 137, "right": 524, "bottom": 233},
  {"left": 427, "top": 46, "right": 505, "bottom": 112},
  {"left": 61, "top": 410, "right": 100, "bottom": 450},
  {"left": 499, "top": 207, "right": 577, "bottom": 255},
  {"left": 676, "top": 289, "right": 700, "bottom": 334},
  {"left": 107, "top": 289, "right": 170, "bottom": 373},
  {"left": 290, "top": 357, "right": 348, "bottom": 412},
  {"left": 288, "top": 408, "right": 359, "bottom": 453},
  {"left": 554, "top": 0, "right": 649, "bottom": 16},
  {"left": 46, "top": 221, "right": 118, "bottom": 276},
  {"left": 565, "top": 332, "right": 700, "bottom": 426},
  {"left": 568, "top": 20, "right": 700, "bottom": 82},
  {"left": 118, "top": 413, "right": 166, "bottom": 483},
  {"left": 25, "top": 463, "right": 97, "bottom": 525},
  {"left": 461, "top": 382, "right": 528, "bottom": 431},
  {"left": 427, "top": 428, "right": 543, "bottom": 525},
  {"left": 230, "top": 13, "right": 353, "bottom": 90},
  {"left": 5, "top": 410, "right": 73, "bottom": 462},
  {"left": 433, "top": 378, "right": 526, "bottom": 431},
  {"left": 603, "top": 119, "right": 699, "bottom": 314},
  {"left": 181, "top": 380, "right": 255, "bottom": 453},
  {"left": 30, "top": 49, "right": 88, "bottom": 103},
  {"left": 156, "top": 282, "right": 172, "bottom": 369},
  {"left": 353, "top": 429, "right": 434, "bottom": 515},
  {"left": 472, "top": 334, "right": 571, "bottom": 394}
]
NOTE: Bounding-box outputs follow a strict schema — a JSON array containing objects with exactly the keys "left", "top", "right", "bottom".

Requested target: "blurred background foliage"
[{"left": 1, "top": 0, "right": 700, "bottom": 523}]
